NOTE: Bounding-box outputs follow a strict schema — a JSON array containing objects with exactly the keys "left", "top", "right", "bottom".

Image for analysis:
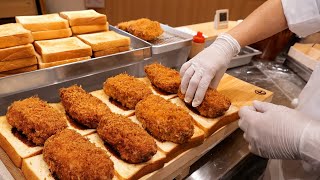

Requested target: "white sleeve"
[{"left": 281, "top": 0, "right": 320, "bottom": 37}]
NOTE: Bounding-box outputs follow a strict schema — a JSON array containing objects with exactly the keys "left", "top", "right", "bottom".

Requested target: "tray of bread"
[
  {"left": 117, "top": 18, "right": 193, "bottom": 54},
  {"left": 0, "top": 63, "right": 242, "bottom": 180}
]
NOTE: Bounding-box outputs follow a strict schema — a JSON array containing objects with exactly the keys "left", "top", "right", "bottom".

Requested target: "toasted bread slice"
[
  {"left": 0, "top": 44, "right": 35, "bottom": 62},
  {"left": 87, "top": 133, "right": 166, "bottom": 180},
  {"left": 171, "top": 98, "right": 239, "bottom": 137},
  {"left": 71, "top": 23, "right": 108, "bottom": 35},
  {"left": 32, "top": 28, "right": 72, "bottom": 41},
  {"left": 94, "top": 46, "right": 130, "bottom": 57},
  {"left": 77, "top": 31, "right": 130, "bottom": 51},
  {"left": 16, "top": 14, "right": 69, "bottom": 32},
  {"left": 90, "top": 90, "right": 135, "bottom": 117},
  {"left": 138, "top": 77, "right": 177, "bottom": 100},
  {"left": 34, "top": 37, "right": 92, "bottom": 63},
  {"left": 0, "top": 65, "right": 37, "bottom": 78},
  {"left": 0, "top": 23, "right": 33, "bottom": 49},
  {"left": 129, "top": 116, "right": 204, "bottom": 162},
  {"left": 36, "top": 52, "right": 90, "bottom": 69},
  {"left": 60, "top": 9, "right": 107, "bottom": 26},
  {"left": 0, "top": 56, "right": 37, "bottom": 72}
]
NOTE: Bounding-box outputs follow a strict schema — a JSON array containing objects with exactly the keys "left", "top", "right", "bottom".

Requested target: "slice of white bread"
[
  {"left": 87, "top": 133, "right": 166, "bottom": 180},
  {"left": 90, "top": 90, "right": 135, "bottom": 117},
  {"left": 0, "top": 65, "right": 37, "bottom": 78},
  {"left": 0, "top": 44, "right": 35, "bottom": 61},
  {"left": 94, "top": 46, "right": 130, "bottom": 57},
  {"left": 77, "top": 31, "right": 131, "bottom": 51},
  {"left": 306, "top": 47, "right": 320, "bottom": 60},
  {"left": 129, "top": 116, "right": 205, "bottom": 162},
  {"left": 36, "top": 52, "right": 90, "bottom": 69},
  {"left": 0, "top": 23, "right": 33, "bottom": 49},
  {"left": 16, "top": 14, "right": 69, "bottom": 32},
  {"left": 138, "top": 77, "right": 178, "bottom": 100},
  {"left": 60, "top": 9, "right": 107, "bottom": 26},
  {"left": 293, "top": 43, "right": 313, "bottom": 54},
  {"left": 71, "top": 23, "right": 109, "bottom": 35},
  {"left": 34, "top": 37, "right": 92, "bottom": 63},
  {"left": 0, "top": 56, "right": 37, "bottom": 72},
  {"left": 32, "top": 28, "right": 72, "bottom": 41},
  {"left": 170, "top": 98, "right": 239, "bottom": 137}
]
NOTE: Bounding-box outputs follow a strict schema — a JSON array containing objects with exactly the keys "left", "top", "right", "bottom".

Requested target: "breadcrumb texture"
[
  {"left": 43, "top": 129, "right": 114, "bottom": 180},
  {"left": 178, "top": 87, "right": 231, "bottom": 118},
  {"left": 6, "top": 97, "right": 67, "bottom": 145},
  {"left": 97, "top": 113, "right": 157, "bottom": 164},
  {"left": 118, "top": 18, "right": 163, "bottom": 41},
  {"left": 60, "top": 85, "right": 111, "bottom": 128},
  {"left": 135, "top": 95, "right": 194, "bottom": 144},
  {"left": 145, "top": 63, "right": 181, "bottom": 93},
  {"left": 103, "top": 73, "right": 152, "bottom": 109}
]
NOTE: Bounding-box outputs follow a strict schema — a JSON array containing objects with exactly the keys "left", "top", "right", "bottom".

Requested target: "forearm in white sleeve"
[{"left": 282, "top": 0, "right": 320, "bottom": 37}]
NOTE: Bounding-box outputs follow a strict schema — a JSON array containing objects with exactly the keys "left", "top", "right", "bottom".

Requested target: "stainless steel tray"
[{"left": 229, "top": 46, "right": 262, "bottom": 68}]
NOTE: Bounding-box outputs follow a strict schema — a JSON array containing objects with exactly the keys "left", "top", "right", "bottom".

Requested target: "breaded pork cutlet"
[
  {"left": 60, "top": 85, "right": 111, "bottom": 128},
  {"left": 97, "top": 113, "right": 157, "bottom": 164},
  {"left": 103, "top": 73, "right": 152, "bottom": 109},
  {"left": 6, "top": 97, "right": 67, "bottom": 145},
  {"left": 118, "top": 18, "right": 163, "bottom": 41},
  {"left": 145, "top": 63, "right": 181, "bottom": 93},
  {"left": 135, "top": 95, "right": 194, "bottom": 144},
  {"left": 43, "top": 129, "right": 114, "bottom": 180},
  {"left": 178, "top": 87, "right": 231, "bottom": 118}
]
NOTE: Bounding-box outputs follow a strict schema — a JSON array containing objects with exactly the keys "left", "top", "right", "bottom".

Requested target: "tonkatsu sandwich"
[
  {"left": 144, "top": 63, "right": 181, "bottom": 93},
  {"left": 103, "top": 73, "right": 152, "bottom": 109},
  {"left": 135, "top": 95, "right": 194, "bottom": 144},
  {"left": 43, "top": 129, "right": 114, "bottom": 180},
  {"left": 60, "top": 85, "right": 111, "bottom": 128},
  {"left": 6, "top": 97, "right": 67, "bottom": 145},
  {"left": 97, "top": 113, "right": 157, "bottom": 163},
  {"left": 178, "top": 87, "right": 231, "bottom": 118}
]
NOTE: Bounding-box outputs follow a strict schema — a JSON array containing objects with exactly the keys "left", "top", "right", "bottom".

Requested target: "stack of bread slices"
[
  {"left": 0, "top": 23, "right": 37, "bottom": 77},
  {"left": 60, "top": 9, "right": 108, "bottom": 35},
  {"left": 16, "top": 14, "right": 72, "bottom": 41}
]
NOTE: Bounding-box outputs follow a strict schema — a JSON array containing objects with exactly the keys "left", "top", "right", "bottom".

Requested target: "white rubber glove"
[
  {"left": 180, "top": 33, "right": 240, "bottom": 107},
  {"left": 239, "top": 101, "right": 320, "bottom": 167}
]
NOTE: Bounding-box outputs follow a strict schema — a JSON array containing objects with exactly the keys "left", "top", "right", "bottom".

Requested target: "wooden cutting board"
[{"left": 0, "top": 74, "right": 273, "bottom": 180}]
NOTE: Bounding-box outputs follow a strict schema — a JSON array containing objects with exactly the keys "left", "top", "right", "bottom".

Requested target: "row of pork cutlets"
[{"left": 4, "top": 63, "right": 231, "bottom": 180}]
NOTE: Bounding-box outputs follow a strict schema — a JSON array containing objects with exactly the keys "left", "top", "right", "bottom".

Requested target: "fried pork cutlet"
[
  {"left": 118, "top": 18, "right": 163, "bottom": 41},
  {"left": 43, "top": 129, "right": 114, "bottom": 180},
  {"left": 6, "top": 97, "right": 67, "bottom": 145},
  {"left": 145, "top": 63, "right": 181, "bottom": 93},
  {"left": 178, "top": 87, "right": 231, "bottom": 118},
  {"left": 97, "top": 113, "right": 157, "bottom": 164},
  {"left": 103, "top": 73, "right": 152, "bottom": 109},
  {"left": 135, "top": 95, "right": 194, "bottom": 144},
  {"left": 60, "top": 85, "right": 111, "bottom": 128}
]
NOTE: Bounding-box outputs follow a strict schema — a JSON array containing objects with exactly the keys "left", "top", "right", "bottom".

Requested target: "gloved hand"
[
  {"left": 239, "top": 100, "right": 317, "bottom": 160},
  {"left": 180, "top": 33, "right": 241, "bottom": 107}
]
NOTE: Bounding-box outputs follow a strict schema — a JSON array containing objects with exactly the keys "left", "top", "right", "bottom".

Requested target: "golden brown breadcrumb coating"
[
  {"left": 60, "top": 85, "right": 111, "bottom": 128},
  {"left": 135, "top": 95, "right": 194, "bottom": 144},
  {"left": 178, "top": 87, "right": 231, "bottom": 118},
  {"left": 118, "top": 18, "right": 163, "bottom": 41},
  {"left": 43, "top": 129, "right": 114, "bottom": 180},
  {"left": 6, "top": 97, "right": 67, "bottom": 145},
  {"left": 103, "top": 73, "right": 152, "bottom": 109},
  {"left": 97, "top": 113, "right": 157, "bottom": 164},
  {"left": 145, "top": 63, "right": 181, "bottom": 93}
]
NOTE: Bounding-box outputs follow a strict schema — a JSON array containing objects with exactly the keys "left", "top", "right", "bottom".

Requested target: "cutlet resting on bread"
[
  {"left": 60, "top": 85, "right": 111, "bottom": 128},
  {"left": 6, "top": 97, "right": 67, "bottom": 146},
  {"left": 43, "top": 129, "right": 114, "bottom": 180},
  {"left": 135, "top": 95, "right": 194, "bottom": 144},
  {"left": 178, "top": 88, "right": 231, "bottom": 118},
  {"left": 103, "top": 73, "right": 152, "bottom": 109},
  {"left": 145, "top": 63, "right": 181, "bottom": 93},
  {"left": 97, "top": 113, "right": 157, "bottom": 164}
]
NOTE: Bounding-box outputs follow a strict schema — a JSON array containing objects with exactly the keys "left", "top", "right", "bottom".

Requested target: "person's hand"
[
  {"left": 180, "top": 33, "right": 240, "bottom": 107},
  {"left": 239, "top": 100, "right": 314, "bottom": 160}
]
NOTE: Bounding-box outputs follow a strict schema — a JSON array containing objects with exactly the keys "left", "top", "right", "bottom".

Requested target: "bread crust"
[
  {"left": 71, "top": 24, "right": 108, "bottom": 35},
  {"left": 94, "top": 46, "right": 129, "bottom": 57},
  {"left": 32, "top": 28, "right": 72, "bottom": 41},
  {"left": 0, "top": 56, "right": 37, "bottom": 72},
  {"left": 0, "top": 23, "right": 33, "bottom": 49},
  {"left": 0, "top": 44, "right": 35, "bottom": 61}
]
